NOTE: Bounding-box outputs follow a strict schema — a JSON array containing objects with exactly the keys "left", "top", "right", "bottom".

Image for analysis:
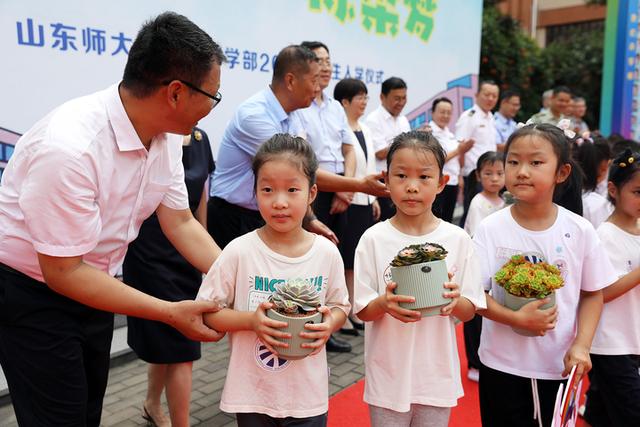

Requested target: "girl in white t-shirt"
[
  {"left": 473, "top": 123, "right": 616, "bottom": 427},
  {"left": 464, "top": 151, "right": 506, "bottom": 237},
  {"left": 573, "top": 136, "right": 613, "bottom": 228},
  {"left": 353, "top": 130, "right": 487, "bottom": 427},
  {"left": 584, "top": 149, "right": 640, "bottom": 426},
  {"left": 197, "top": 134, "right": 350, "bottom": 427}
]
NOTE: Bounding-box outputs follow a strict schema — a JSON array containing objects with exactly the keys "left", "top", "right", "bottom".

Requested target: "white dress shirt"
[
  {"left": 430, "top": 120, "right": 461, "bottom": 186},
  {"left": 0, "top": 84, "right": 189, "bottom": 282},
  {"left": 455, "top": 103, "right": 497, "bottom": 177},
  {"left": 364, "top": 105, "right": 411, "bottom": 173}
]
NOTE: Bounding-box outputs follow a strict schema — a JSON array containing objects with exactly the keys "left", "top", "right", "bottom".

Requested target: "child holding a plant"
[
  {"left": 473, "top": 123, "right": 617, "bottom": 427},
  {"left": 196, "top": 134, "right": 350, "bottom": 426},
  {"left": 353, "top": 130, "right": 486, "bottom": 427},
  {"left": 584, "top": 149, "right": 640, "bottom": 427}
]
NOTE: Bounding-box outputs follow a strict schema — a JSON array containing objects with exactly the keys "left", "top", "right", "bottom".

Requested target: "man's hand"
[
  {"left": 372, "top": 199, "right": 381, "bottom": 221},
  {"left": 250, "top": 301, "right": 290, "bottom": 355},
  {"left": 329, "top": 193, "right": 351, "bottom": 214},
  {"left": 306, "top": 218, "right": 339, "bottom": 245},
  {"left": 563, "top": 343, "right": 591, "bottom": 383},
  {"left": 166, "top": 300, "right": 226, "bottom": 342},
  {"left": 360, "top": 173, "right": 389, "bottom": 197},
  {"left": 513, "top": 298, "right": 558, "bottom": 335},
  {"left": 458, "top": 138, "right": 475, "bottom": 154}
]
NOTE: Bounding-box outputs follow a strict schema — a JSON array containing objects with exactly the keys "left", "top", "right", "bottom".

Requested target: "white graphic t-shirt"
[
  {"left": 474, "top": 205, "right": 616, "bottom": 379},
  {"left": 197, "top": 231, "right": 350, "bottom": 418},
  {"left": 353, "top": 220, "right": 486, "bottom": 411}
]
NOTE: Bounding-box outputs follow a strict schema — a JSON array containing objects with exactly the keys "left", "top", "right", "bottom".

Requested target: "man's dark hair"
[
  {"left": 300, "top": 41, "right": 329, "bottom": 54},
  {"left": 552, "top": 85, "right": 572, "bottom": 96},
  {"left": 477, "top": 79, "right": 498, "bottom": 94},
  {"left": 272, "top": 45, "right": 318, "bottom": 83},
  {"left": 499, "top": 90, "right": 520, "bottom": 103},
  {"left": 334, "top": 78, "right": 367, "bottom": 103},
  {"left": 381, "top": 77, "right": 407, "bottom": 96},
  {"left": 122, "top": 12, "right": 225, "bottom": 98},
  {"left": 431, "top": 97, "right": 452, "bottom": 113}
]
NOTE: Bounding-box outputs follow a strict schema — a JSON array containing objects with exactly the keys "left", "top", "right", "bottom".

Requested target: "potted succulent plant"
[
  {"left": 389, "top": 242, "right": 450, "bottom": 317},
  {"left": 494, "top": 254, "right": 565, "bottom": 336},
  {"left": 266, "top": 278, "right": 323, "bottom": 360}
]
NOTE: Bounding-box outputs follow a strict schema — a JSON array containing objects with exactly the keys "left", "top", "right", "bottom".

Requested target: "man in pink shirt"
[{"left": 0, "top": 12, "right": 225, "bottom": 426}]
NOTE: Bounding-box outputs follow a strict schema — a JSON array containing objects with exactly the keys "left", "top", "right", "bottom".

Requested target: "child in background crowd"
[
  {"left": 197, "top": 134, "right": 350, "bottom": 427},
  {"left": 353, "top": 130, "right": 486, "bottom": 427},
  {"left": 573, "top": 136, "right": 612, "bottom": 228},
  {"left": 584, "top": 149, "right": 640, "bottom": 427},
  {"left": 462, "top": 151, "right": 505, "bottom": 383},
  {"left": 473, "top": 124, "right": 616, "bottom": 427},
  {"left": 464, "top": 151, "right": 506, "bottom": 237}
]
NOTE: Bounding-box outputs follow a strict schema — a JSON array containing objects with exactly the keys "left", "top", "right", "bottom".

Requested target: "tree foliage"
[{"left": 480, "top": 2, "right": 604, "bottom": 127}]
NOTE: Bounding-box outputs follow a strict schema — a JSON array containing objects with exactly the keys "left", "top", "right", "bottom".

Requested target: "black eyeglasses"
[{"left": 163, "top": 79, "right": 222, "bottom": 108}]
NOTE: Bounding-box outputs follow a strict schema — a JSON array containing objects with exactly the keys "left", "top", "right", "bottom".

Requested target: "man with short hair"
[
  {"left": 571, "top": 96, "right": 590, "bottom": 134},
  {"left": 540, "top": 89, "right": 553, "bottom": 113},
  {"left": 0, "top": 12, "right": 225, "bottom": 426},
  {"left": 456, "top": 80, "right": 499, "bottom": 227},
  {"left": 365, "top": 76, "right": 411, "bottom": 220},
  {"left": 209, "top": 45, "right": 386, "bottom": 248},
  {"left": 529, "top": 86, "right": 572, "bottom": 126},
  {"left": 494, "top": 90, "right": 521, "bottom": 151}
]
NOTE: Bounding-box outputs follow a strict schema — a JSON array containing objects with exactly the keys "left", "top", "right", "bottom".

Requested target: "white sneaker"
[{"left": 467, "top": 368, "right": 479, "bottom": 382}]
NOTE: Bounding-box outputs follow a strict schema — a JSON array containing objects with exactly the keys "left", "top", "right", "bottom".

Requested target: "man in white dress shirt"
[
  {"left": 365, "top": 77, "right": 411, "bottom": 220},
  {"left": 0, "top": 13, "right": 225, "bottom": 426}
]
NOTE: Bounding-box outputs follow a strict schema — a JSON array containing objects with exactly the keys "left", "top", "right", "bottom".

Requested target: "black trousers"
[
  {"left": 584, "top": 354, "right": 640, "bottom": 427},
  {"left": 0, "top": 264, "right": 114, "bottom": 427},
  {"left": 236, "top": 412, "right": 327, "bottom": 427},
  {"left": 432, "top": 184, "right": 458, "bottom": 223},
  {"left": 479, "top": 364, "right": 565, "bottom": 427},
  {"left": 208, "top": 196, "right": 265, "bottom": 249},
  {"left": 312, "top": 190, "right": 348, "bottom": 243},
  {"left": 377, "top": 197, "right": 396, "bottom": 222},
  {"left": 463, "top": 314, "right": 482, "bottom": 369},
  {"left": 459, "top": 172, "right": 482, "bottom": 228}
]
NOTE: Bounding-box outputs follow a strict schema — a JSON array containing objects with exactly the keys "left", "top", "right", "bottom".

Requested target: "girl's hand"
[
  {"left": 440, "top": 281, "right": 460, "bottom": 316},
  {"left": 514, "top": 298, "right": 558, "bottom": 335},
  {"left": 251, "top": 302, "right": 291, "bottom": 355},
  {"left": 562, "top": 343, "right": 591, "bottom": 383},
  {"left": 300, "top": 306, "right": 334, "bottom": 355},
  {"left": 382, "top": 282, "right": 422, "bottom": 323}
]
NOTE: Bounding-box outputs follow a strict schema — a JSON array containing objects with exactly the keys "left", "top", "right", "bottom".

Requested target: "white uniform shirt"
[
  {"left": 353, "top": 220, "right": 486, "bottom": 411},
  {"left": 464, "top": 192, "right": 505, "bottom": 237},
  {"left": 591, "top": 222, "right": 640, "bottom": 355},
  {"left": 197, "top": 231, "right": 350, "bottom": 418},
  {"left": 581, "top": 191, "right": 613, "bottom": 229},
  {"left": 430, "top": 120, "right": 461, "bottom": 186},
  {"left": 364, "top": 105, "right": 411, "bottom": 173},
  {"left": 0, "top": 84, "right": 188, "bottom": 282},
  {"left": 351, "top": 122, "right": 377, "bottom": 206},
  {"left": 474, "top": 206, "right": 616, "bottom": 379},
  {"left": 455, "top": 104, "right": 497, "bottom": 177}
]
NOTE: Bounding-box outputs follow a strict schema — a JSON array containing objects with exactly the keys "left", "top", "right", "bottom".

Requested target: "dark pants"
[
  {"left": 432, "top": 184, "right": 458, "bottom": 223},
  {"left": 463, "top": 314, "right": 482, "bottom": 369},
  {"left": 0, "top": 264, "right": 114, "bottom": 427},
  {"left": 208, "top": 196, "right": 265, "bottom": 249},
  {"left": 377, "top": 197, "right": 396, "bottom": 222},
  {"left": 459, "top": 172, "right": 482, "bottom": 228},
  {"left": 312, "top": 190, "right": 348, "bottom": 242},
  {"left": 584, "top": 354, "right": 640, "bottom": 427},
  {"left": 479, "top": 364, "right": 565, "bottom": 427},
  {"left": 236, "top": 412, "right": 327, "bottom": 427}
]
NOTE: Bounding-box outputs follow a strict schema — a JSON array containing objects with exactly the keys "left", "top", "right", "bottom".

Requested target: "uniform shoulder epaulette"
[{"left": 468, "top": 109, "right": 476, "bottom": 116}]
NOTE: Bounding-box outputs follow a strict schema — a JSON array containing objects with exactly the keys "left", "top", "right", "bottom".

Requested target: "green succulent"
[
  {"left": 269, "top": 278, "right": 321, "bottom": 315},
  {"left": 390, "top": 242, "right": 447, "bottom": 267},
  {"left": 494, "top": 255, "right": 564, "bottom": 299}
]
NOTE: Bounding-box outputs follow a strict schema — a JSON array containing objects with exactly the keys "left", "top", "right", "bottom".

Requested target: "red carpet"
[{"left": 328, "top": 324, "right": 588, "bottom": 426}]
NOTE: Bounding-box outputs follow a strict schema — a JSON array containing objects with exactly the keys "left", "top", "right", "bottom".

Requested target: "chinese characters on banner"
[{"left": 15, "top": 18, "right": 385, "bottom": 83}]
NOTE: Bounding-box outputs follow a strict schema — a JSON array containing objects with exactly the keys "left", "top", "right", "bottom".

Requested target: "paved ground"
[{"left": 0, "top": 331, "right": 364, "bottom": 427}]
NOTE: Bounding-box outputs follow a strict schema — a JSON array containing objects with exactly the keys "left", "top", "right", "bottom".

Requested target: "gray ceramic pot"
[
  {"left": 266, "top": 309, "right": 323, "bottom": 360},
  {"left": 390, "top": 259, "right": 450, "bottom": 317},
  {"left": 503, "top": 292, "right": 556, "bottom": 336}
]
